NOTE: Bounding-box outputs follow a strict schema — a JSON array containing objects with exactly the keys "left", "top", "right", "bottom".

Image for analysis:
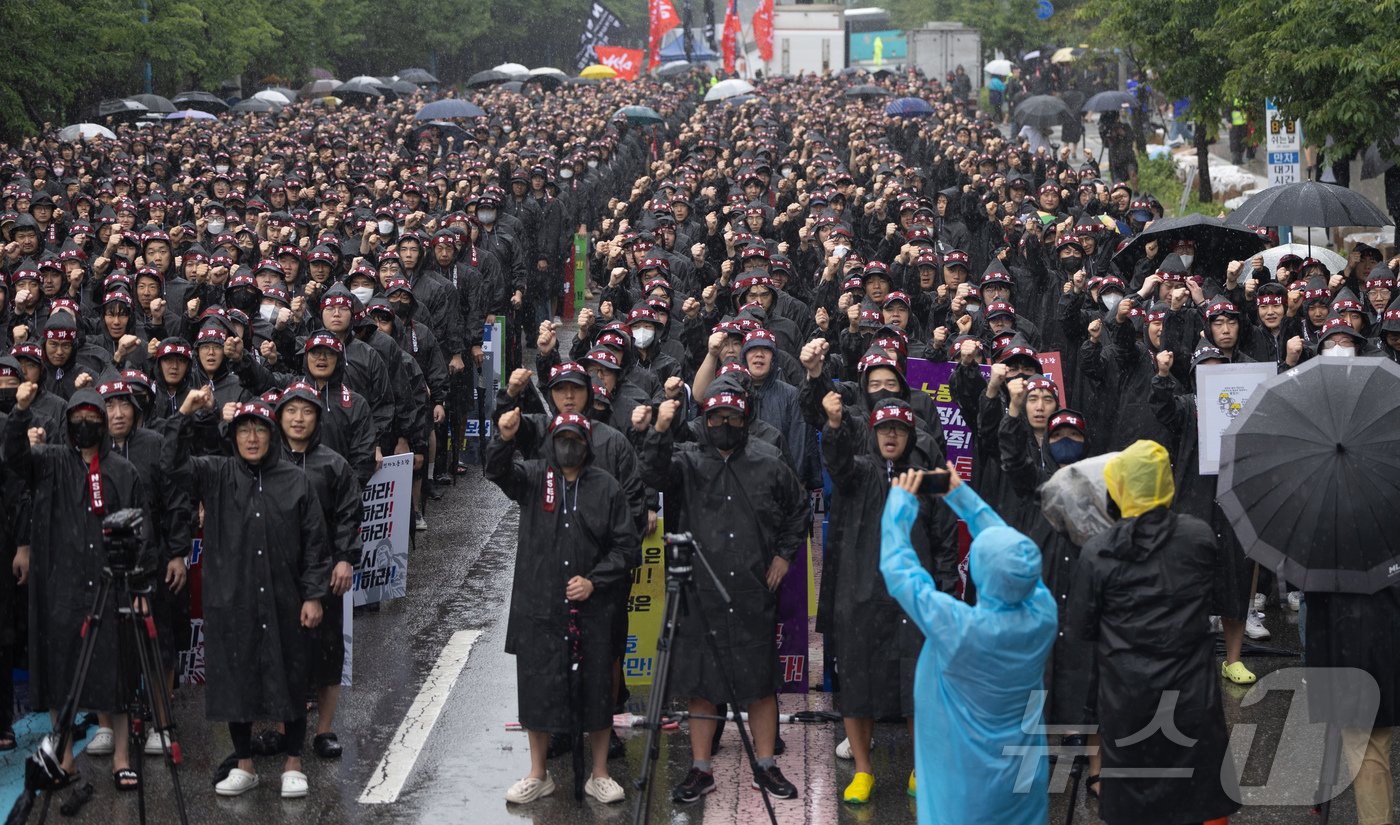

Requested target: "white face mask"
[
  {"left": 206, "top": 219, "right": 226, "bottom": 235},
  {"left": 632, "top": 327, "right": 656, "bottom": 349},
  {"left": 377, "top": 220, "right": 394, "bottom": 236},
  {"left": 832, "top": 244, "right": 850, "bottom": 258},
  {"left": 1103, "top": 293, "right": 1123, "bottom": 313},
  {"left": 560, "top": 168, "right": 573, "bottom": 180},
  {"left": 477, "top": 209, "right": 497, "bottom": 224},
  {"left": 351, "top": 286, "right": 375, "bottom": 304},
  {"left": 1178, "top": 253, "right": 1194, "bottom": 269},
  {"left": 965, "top": 302, "right": 982, "bottom": 315},
  {"left": 1321, "top": 343, "right": 1355, "bottom": 357},
  {"left": 215, "top": 164, "right": 229, "bottom": 174},
  {"left": 258, "top": 303, "right": 276, "bottom": 322},
  {"left": 588, "top": 160, "right": 599, "bottom": 169}
]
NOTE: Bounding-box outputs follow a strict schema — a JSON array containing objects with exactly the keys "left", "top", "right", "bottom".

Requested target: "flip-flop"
[{"left": 113, "top": 768, "right": 141, "bottom": 793}]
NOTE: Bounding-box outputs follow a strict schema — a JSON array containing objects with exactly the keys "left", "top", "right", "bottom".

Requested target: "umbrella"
[
  {"left": 614, "top": 105, "right": 664, "bottom": 125},
  {"left": 58, "top": 123, "right": 116, "bottom": 142},
  {"left": 1013, "top": 94, "right": 1074, "bottom": 131},
  {"left": 844, "top": 84, "right": 891, "bottom": 99},
  {"left": 1051, "top": 46, "right": 1085, "bottom": 63},
  {"left": 346, "top": 75, "right": 390, "bottom": 89},
  {"left": 578, "top": 64, "right": 618, "bottom": 80},
  {"left": 96, "top": 98, "right": 147, "bottom": 121},
  {"left": 984, "top": 59, "right": 1013, "bottom": 77},
  {"left": 387, "top": 79, "right": 419, "bottom": 96},
  {"left": 128, "top": 93, "right": 175, "bottom": 113},
  {"left": 703, "top": 78, "right": 755, "bottom": 102},
  {"left": 230, "top": 98, "right": 280, "bottom": 114},
  {"left": 467, "top": 69, "right": 513, "bottom": 87},
  {"left": 414, "top": 99, "right": 486, "bottom": 120},
  {"left": 492, "top": 62, "right": 531, "bottom": 80},
  {"left": 265, "top": 85, "right": 299, "bottom": 101},
  {"left": 165, "top": 109, "right": 218, "bottom": 121},
  {"left": 523, "top": 73, "right": 564, "bottom": 90},
  {"left": 1259, "top": 243, "right": 1347, "bottom": 274},
  {"left": 172, "top": 90, "right": 228, "bottom": 113},
  {"left": 300, "top": 78, "right": 342, "bottom": 97},
  {"left": 397, "top": 67, "right": 439, "bottom": 85},
  {"left": 498, "top": 81, "right": 525, "bottom": 94},
  {"left": 308, "top": 67, "right": 336, "bottom": 80},
  {"left": 885, "top": 97, "right": 934, "bottom": 117},
  {"left": 529, "top": 67, "right": 568, "bottom": 78},
  {"left": 1022, "top": 50, "right": 1042, "bottom": 61},
  {"left": 252, "top": 89, "right": 292, "bottom": 105},
  {"left": 1082, "top": 90, "right": 1138, "bottom": 112},
  {"left": 1112, "top": 214, "right": 1269, "bottom": 270},
  {"left": 1218, "top": 357, "right": 1400, "bottom": 594},
  {"left": 336, "top": 81, "right": 384, "bottom": 102},
  {"left": 1225, "top": 181, "right": 1394, "bottom": 230},
  {"left": 655, "top": 60, "right": 692, "bottom": 78}
]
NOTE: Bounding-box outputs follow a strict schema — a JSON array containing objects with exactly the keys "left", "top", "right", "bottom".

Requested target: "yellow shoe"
[
  {"left": 1221, "top": 660, "right": 1256, "bottom": 685},
  {"left": 907, "top": 770, "right": 916, "bottom": 797},
  {"left": 843, "top": 772, "right": 875, "bottom": 804}
]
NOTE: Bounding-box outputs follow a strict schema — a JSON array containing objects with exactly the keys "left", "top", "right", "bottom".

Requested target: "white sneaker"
[
  {"left": 1252, "top": 593, "right": 1267, "bottom": 613},
  {"left": 506, "top": 772, "right": 556, "bottom": 804},
  {"left": 86, "top": 727, "right": 115, "bottom": 756},
  {"left": 584, "top": 775, "right": 626, "bottom": 803},
  {"left": 1287, "top": 591, "right": 1302, "bottom": 611},
  {"left": 835, "top": 737, "right": 853, "bottom": 760},
  {"left": 1245, "top": 611, "right": 1271, "bottom": 640},
  {"left": 144, "top": 730, "right": 170, "bottom": 756},
  {"left": 281, "top": 770, "right": 308, "bottom": 799},
  {"left": 215, "top": 768, "right": 260, "bottom": 796},
  {"left": 1209, "top": 615, "right": 1223, "bottom": 634}
]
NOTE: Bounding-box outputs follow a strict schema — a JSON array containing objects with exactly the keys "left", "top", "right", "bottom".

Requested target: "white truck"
[
  {"left": 905, "top": 22, "right": 981, "bottom": 88},
  {"left": 768, "top": 4, "right": 846, "bottom": 76}
]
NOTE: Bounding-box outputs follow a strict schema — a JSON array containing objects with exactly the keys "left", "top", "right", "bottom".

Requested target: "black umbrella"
[
  {"left": 1112, "top": 214, "right": 1269, "bottom": 270},
  {"left": 1224, "top": 181, "right": 1394, "bottom": 229},
  {"left": 387, "top": 79, "right": 418, "bottom": 96},
  {"left": 843, "top": 84, "right": 891, "bottom": 99},
  {"left": 127, "top": 93, "right": 175, "bottom": 114},
  {"left": 336, "top": 81, "right": 384, "bottom": 103},
  {"left": 1013, "top": 94, "right": 1074, "bottom": 131},
  {"left": 466, "top": 69, "right": 511, "bottom": 88},
  {"left": 499, "top": 80, "right": 525, "bottom": 95},
  {"left": 172, "top": 90, "right": 228, "bottom": 113},
  {"left": 397, "top": 67, "right": 439, "bottom": 85},
  {"left": 230, "top": 98, "right": 280, "bottom": 114},
  {"left": 414, "top": 99, "right": 486, "bottom": 121},
  {"left": 97, "top": 98, "right": 148, "bottom": 121},
  {"left": 1082, "top": 90, "right": 1137, "bottom": 112},
  {"left": 1218, "top": 358, "right": 1400, "bottom": 594}
]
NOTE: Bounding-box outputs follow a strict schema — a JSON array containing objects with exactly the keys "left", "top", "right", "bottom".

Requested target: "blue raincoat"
[{"left": 880, "top": 482, "right": 1057, "bottom": 825}]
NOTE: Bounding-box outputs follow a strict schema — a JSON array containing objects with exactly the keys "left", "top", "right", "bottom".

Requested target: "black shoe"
[
  {"left": 774, "top": 735, "right": 786, "bottom": 756},
  {"left": 313, "top": 732, "right": 342, "bottom": 759},
  {"left": 751, "top": 764, "right": 798, "bottom": 799},
  {"left": 607, "top": 729, "right": 625, "bottom": 759},
  {"left": 426, "top": 485, "right": 444, "bottom": 501},
  {"left": 545, "top": 731, "right": 572, "bottom": 759},
  {"left": 672, "top": 768, "right": 715, "bottom": 804}
]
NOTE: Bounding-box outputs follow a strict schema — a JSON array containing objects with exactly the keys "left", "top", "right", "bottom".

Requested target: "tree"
[
  {"left": 1211, "top": 0, "right": 1400, "bottom": 168},
  {"left": 1078, "top": 0, "right": 1230, "bottom": 202}
]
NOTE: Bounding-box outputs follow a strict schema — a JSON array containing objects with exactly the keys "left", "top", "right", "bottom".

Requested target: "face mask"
[
  {"left": 554, "top": 437, "right": 588, "bottom": 468},
  {"left": 230, "top": 291, "right": 259, "bottom": 314},
  {"left": 1059, "top": 255, "right": 1083, "bottom": 273},
  {"left": 868, "top": 388, "right": 901, "bottom": 406},
  {"left": 350, "top": 286, "right": 375, "bottom": 304},
  {"left": 1178, "top": 254, "right": 1194, "bottom": 269},
  {"left": 632, "top": 327, "right": 655, "bottom": 349},
  {"left": 68, "top": 418, "right": 104, "bottom": 449},
  {"left": 206, "top": 219, "right": 226, "bottom": 235},
  {"left": 377, "top": 220, "right": 394, "bottom": 236},
  {"left": 215, "top": 164, "right": 229, "bottom": 174},
  {"left": 477, "top": 209, "right": 497, "bottom": 224},
  {"left": 1102, "top": 293, "right": 1123, "bottom": 313},
  {"left": 709, "top": 422, "right": 745, "bottom": 451},
  {"left": 258, "top": 304, "right": 276, "bottom": 322},
  {"left": 965, "top": 302, "right": 982, "bottom": 315},
  {"left": 832, "top": 244, "right": 850, "bottom": 258},
  {"left": 560, "top": 168, "right": 574, "bottom": 179},
  {"left": 393, "top": 302, "right": 412, "bottom": 320},
  {"left": 1048, "top": 438, "right": 1086, "bottom": 465},
  {"left": 781, "top": 167, "right": 794, "bottom": 179},
  {"left": 1321, "top": 344, "right": 1355, "bottom": 358},
  {"left": 0, "top": 388, "right": 16, "bottom": 414},
  {"left": 588, "top": 160, "right": 599, "bottom": 169}
]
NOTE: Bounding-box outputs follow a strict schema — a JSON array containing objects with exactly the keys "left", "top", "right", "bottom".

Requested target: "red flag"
[
  {"left": 647, "top": 0, "right": 681, "bottom": 69},
  {"left": 752, "top": 0, "right": 773, "bottom": 62},
  {"left": 722, "top": 0, "right": 741, "bottom": 72},
  {"left": 594, "top": 45, "right": 644, "bottom": 81}
]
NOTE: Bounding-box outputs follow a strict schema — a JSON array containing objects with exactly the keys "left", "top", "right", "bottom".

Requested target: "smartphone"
[{"left": 918, "top": 472, "right": 951, "bottom": 496}]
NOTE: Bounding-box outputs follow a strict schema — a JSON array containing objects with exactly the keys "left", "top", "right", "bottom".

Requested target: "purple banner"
[
  {"left": 905, "top": 357, "right": 989, "bottom": 480},
  {"left": 776, "top": 538, "right": 809, "bottom": 692}
]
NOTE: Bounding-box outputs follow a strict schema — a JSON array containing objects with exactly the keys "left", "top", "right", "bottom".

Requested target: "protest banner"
[
  {"left": 1195, "top": 362, "right": 1277, "bottom": 474},
  {"left": 624, "top": 510, "right": 666, "bottom": 687},
  {"left": 353, "top": 452, "right": 414, "bottom": 605}
]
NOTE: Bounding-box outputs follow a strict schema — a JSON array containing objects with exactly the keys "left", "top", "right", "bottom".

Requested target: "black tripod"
[
  {"left": 6, "top": 509, "right": 190, "bottom": 825},
  {"left": 631, "top": 533, "right": 779, "bottom": 825}
]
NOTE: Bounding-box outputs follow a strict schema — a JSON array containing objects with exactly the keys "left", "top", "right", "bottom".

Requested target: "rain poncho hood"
[
  {"left": 1103, "top": 438, "right": 1174, "bottom": 517},
  {"left": 880, "top": 481, "right": 1056, "bottom": 825}
]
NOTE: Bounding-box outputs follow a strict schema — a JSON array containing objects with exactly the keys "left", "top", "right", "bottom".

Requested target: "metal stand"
[
  {"left": 631, "top": 533, "right": 779, "bottom": 825},
  {"left": 6, "top": 509, "right": 189, "bottom": 825}
]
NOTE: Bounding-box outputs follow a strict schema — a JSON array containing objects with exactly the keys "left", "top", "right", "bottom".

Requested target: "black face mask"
[
  {"left": 0, "top": 388, "right": 15, "bottom": 414},
  {"left": 1059, "top": 255, "right": 1084, "bottom": 273},
  {"left": 68, "top": 418, "right": 104, "bottom": 449},
  {"left": 229, "top": 290, "right": 260, "bottom": 315},
  {"left": 708, "top": 423, "right": 745, "bottom": 451},
  {"left": 554, "top": 437, "right": 588, "bottom": 469},
  {"left": 393, "top": 302, "right": 412, "bottom": 320},
  {"left": 868, "top": 388, "right": 902, "bottom": 407}
]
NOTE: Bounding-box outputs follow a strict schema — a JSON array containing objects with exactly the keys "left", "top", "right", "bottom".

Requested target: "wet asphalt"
[{"left": 12, "top": 356, "right": 1382, "bottom": 825}]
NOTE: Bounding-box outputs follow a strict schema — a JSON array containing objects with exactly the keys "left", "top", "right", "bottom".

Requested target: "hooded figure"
[
  {"left": 879, "top": 462, "right": 1056, "bottom": 825},
  {"left": 1068, "top": 440, "right": 1241, "bottom": 825}
]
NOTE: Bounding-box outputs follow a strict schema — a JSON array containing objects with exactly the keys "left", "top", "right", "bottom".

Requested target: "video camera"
[{"left": 101, "top": 508, "right": 144, "bottom": 575}]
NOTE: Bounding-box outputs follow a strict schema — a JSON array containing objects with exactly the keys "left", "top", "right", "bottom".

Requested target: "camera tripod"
[
  {"left": 631, "top": 533, "right": 779, "bottom": 825},
  {"left": 6, "top": 509, "right": 190, "bottom": 825}
]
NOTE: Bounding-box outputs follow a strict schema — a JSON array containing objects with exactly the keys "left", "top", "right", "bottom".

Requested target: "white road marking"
[{"left": 359, "top": 629, "right": 482, "bottom": 804}]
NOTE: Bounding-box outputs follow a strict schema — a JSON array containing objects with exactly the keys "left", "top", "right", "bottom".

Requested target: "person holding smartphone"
[{"left": 880, "top": 462, "right": 1057, "bottom": 825}]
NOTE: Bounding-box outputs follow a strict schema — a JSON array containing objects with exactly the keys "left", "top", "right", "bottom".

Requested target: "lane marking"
[{"left": 359, "top": 629, "right": 482, "bottom": 804}]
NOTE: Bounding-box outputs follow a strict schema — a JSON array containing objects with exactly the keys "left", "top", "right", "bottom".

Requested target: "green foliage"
[
  {"left": 1135, "top": 153, "right": 1221, "bottom": 217},
  {"left": 877, "top": 0, "right": 1088, "bottom": 61}
]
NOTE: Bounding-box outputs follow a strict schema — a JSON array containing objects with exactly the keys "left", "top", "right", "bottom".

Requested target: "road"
[{"left": 0, "top": 444, "right": 1383, "bottom": 824}]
